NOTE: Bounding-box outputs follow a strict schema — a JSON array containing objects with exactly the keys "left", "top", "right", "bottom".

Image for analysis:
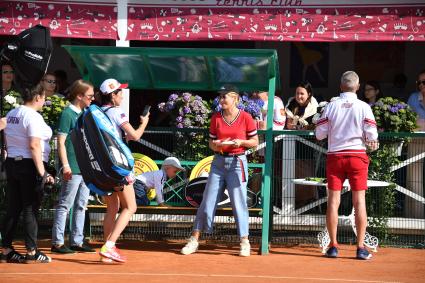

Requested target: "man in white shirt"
[{"left": 315, "top": 71, "right": 379, "bottom": 260}]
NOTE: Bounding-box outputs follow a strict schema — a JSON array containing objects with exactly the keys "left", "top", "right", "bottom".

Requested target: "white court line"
[{"left": 0, "top": 272, "right": 400, "bottom": 283}]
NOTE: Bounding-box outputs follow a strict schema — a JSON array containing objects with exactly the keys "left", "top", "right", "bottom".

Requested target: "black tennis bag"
[{"left": 70, "top": 104, "right": 135, "bottom": 195}]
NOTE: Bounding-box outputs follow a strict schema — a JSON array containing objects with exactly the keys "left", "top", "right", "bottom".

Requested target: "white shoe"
[
  {"left": 239, "top": 239, "right": 250, "bottom": 257},
  {"left": 181, "top": 236, "right": 199, "bottom": 255}
]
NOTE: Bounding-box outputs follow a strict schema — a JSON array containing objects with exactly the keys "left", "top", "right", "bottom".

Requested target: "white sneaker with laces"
[
  {"left": 181, "top": 236, "right": 199, "bottom": 255},
  {"left": 239, "top": 239, "right": 250, "bottom": 257}
]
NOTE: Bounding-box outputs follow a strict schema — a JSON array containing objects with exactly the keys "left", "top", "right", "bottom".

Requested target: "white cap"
[
  {"left": 100, "top": 78, "right": 128, "bottom": 94},
  {"left": 162, "top": 157, "right": 185, "bottom": 171}
]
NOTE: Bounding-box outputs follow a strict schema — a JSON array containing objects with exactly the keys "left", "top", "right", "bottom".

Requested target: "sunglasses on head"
[
  {"left": 44, "top": 79, "right": 56, "bottom": 84},
  {"left": 417, "top": 80, "right": 425, "bottom": 86},
  {"left": 2, "top": 70, "right": 14, "bottom": 74}
]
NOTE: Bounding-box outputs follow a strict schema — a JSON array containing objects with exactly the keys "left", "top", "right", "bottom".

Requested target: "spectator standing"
[
  {"left": 315, "top": 71, "right": 379, "bottom": 260},
  {"left": 181, "top": 85, "right": 258, "bottom": 257},
  {"left": 1, "top": 84, "right": 54, "bottom": 263},
  {"left": 51, "top": 80, "right": 96, "bottom": 254}
]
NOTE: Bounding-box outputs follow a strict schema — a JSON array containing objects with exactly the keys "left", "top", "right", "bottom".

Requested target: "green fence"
[{"left": 1, "top": 129, "right": 424, "bottom": 250}]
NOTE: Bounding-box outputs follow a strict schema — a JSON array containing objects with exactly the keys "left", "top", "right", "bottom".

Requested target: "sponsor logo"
[
  {"left": 81, "top": 128, "right": 101, "bottom": 171},
  {"left": 24, "top": 50, "right": 43, "bottom": 60}
]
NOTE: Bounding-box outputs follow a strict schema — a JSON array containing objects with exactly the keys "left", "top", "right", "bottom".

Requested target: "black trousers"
[{"left": 1, "top": 158, "right": 41, "bottom": 251}]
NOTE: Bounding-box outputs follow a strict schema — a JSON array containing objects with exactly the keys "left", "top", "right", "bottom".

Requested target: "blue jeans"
[
  {"left": 134, "top": 180, "right": 150, "bottom": 206},
  {"left": 193, "top": 154, "right": 249, "bottom": 237},
  {"left": 52, "top": 175, "right": 90, "bottom": 246}
]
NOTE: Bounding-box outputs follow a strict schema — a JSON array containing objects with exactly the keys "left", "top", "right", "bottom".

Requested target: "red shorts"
[{"left": 326, "top": 152, "right": 369, "bottom": 191}]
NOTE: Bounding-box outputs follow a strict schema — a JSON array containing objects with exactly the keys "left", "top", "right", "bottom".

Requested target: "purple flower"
[
  {"left": 165, "top": 101, "right": 175, "bottom": 111},
  {"left": 44, "top": 100, "right": 52, "bottom": 106},
  {"left": 390, "top": 106, "right": 398, "bottom": 113},
  {"left": 176, "top": 116, "right": 184, "bottom": 123},
  {"left": 168, "top": 94, "right": 178, "bottom": 101},
  {"left": 176, "top": 123, "right": 183, "bottom": 128},
  {"left": 183, "top": 106, "right": 191, "bottom": 114},
  {"left": 182, "top": 92, "right": 191, "bottom": 103},
  {"left": 194, "top": 95, "right": 202, "bottom": 101}
]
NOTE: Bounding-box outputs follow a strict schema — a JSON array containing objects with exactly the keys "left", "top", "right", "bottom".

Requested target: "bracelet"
[{"left": 62, "top": 164, "right": 70, "bottom": 168}]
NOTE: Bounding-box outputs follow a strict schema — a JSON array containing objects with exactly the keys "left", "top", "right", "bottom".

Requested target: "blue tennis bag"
[{"left": 70, "top": 104, "right": 134, "bottom": 195}]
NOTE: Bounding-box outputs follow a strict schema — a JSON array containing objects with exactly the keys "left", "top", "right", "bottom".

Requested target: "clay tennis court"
[{"left": 1, "top": 240, "right": 424, "bottom": 283}]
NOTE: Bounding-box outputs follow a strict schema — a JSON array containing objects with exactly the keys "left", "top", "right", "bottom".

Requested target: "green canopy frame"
[{"left": 63, "top": 45, "right": 280, "bottom": 255}]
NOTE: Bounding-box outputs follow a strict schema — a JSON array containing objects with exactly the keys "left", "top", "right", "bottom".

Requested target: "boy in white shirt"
[{"left": 134, "top": 157, "right": 185, "bottom": 206}]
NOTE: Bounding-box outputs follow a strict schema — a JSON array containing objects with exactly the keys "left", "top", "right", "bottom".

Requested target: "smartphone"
[{"left": 142, "top": 105, "right": 151, "bottom": 117}]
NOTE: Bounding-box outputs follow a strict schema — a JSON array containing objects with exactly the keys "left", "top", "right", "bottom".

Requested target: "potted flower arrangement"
[
  {"left": 158, "top": 92, "right": 211, "bottom": 160},
  {"left": 372, "top": 97, "right": 417, "bottom": 133}
]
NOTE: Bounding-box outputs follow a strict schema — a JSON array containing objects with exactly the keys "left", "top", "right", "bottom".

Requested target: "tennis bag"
[{"left": 70, "top": 104, "right": 134, "bottom": 196}]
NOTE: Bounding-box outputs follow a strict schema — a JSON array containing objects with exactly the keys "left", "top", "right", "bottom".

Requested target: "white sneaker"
[
  {"left": 239, "top": 239, "right": 250, "bottom": 257},
  {"left": 181, "top": 236, "right": 199, "bottom": 255}
]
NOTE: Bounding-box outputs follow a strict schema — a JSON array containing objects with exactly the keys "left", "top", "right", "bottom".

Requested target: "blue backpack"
[{"left": 70, "top": 104, "right": 134, "bottom": 195}]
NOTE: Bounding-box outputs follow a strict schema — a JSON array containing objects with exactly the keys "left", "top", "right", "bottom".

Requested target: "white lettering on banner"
[{"left": 126, "top": 0, "right": 425, "bottom": 7}]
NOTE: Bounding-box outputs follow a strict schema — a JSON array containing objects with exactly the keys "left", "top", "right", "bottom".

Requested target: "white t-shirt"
[
  {"left": 135, "top": 169, "right": 167, "bottom": 204},
  {"left": 5, "top": 105, "right": 53, "bottom": 162},
  {"left": 262, "top": 96, "right": 286, "bottom": 130},
  {"left": 102, "top": 106, "right": 129, "bottom": 140}
]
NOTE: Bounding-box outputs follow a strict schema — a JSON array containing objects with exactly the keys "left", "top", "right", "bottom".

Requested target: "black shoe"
[
  {"left": 0, "top": 249, "right": 25, "bottom": 263},
  {"left": 51, "top": 245, "right": 76, "bottom": 254},
  {"left": 70, "top": 243, "right": 96, "bottom": 253},
  {"left": 25, "top": 250, "right": 52, "bottom": 263}
]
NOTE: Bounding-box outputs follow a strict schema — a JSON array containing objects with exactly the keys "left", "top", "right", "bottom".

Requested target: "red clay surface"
[{"left": 1, "top": 240, "right": 424, "bottom": 283}]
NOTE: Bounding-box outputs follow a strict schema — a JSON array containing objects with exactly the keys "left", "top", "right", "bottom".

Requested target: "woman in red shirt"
[{"left": 181, "top": 85, "right": 258, "bottom": 257}]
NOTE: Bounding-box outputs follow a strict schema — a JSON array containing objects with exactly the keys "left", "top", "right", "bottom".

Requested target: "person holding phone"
[
  {"left": 98, "top": 78, "right": 149, "bottom": 263},
  {"left": 181, "top": 85, "right": 258, "bottom": 257}
]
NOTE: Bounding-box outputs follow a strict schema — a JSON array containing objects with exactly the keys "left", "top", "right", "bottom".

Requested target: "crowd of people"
[{"left": 0, "top": 61, "right": 424, "bottom": 264}]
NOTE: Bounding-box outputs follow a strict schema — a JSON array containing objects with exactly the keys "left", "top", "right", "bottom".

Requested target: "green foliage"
[
  {"left": 41, "top": 95, "right": 68, "bottom": 131},
  {"left": 367, "top": 143, "right": 399, "bottom": 242},
  {"left": 372, "top": 97, "right": 417, "bottom": 133}
]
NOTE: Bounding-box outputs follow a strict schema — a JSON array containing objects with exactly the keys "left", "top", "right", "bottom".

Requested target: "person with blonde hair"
[
  {"left": 181, "top": 85, "right": 258, "bottom": 257},
  {"left": 51, "top": 80, "right": 96, "bottom": 254}
]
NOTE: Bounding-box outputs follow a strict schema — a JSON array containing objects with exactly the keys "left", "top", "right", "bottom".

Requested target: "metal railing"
[{"left": 1, "top": 129, "right": 424, "bottom": 249}]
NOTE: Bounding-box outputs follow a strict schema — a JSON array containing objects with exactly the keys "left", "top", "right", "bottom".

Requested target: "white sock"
[
  {"left": 105, "top": 241, "right": 115, "bottom": 249},
  {"left": 241, "top": 238, "right": 249, "bottom": 244}
]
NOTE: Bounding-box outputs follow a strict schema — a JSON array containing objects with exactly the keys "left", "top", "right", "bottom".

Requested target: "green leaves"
[
  {"left": 40, "top": 95, "right": 68, "bottom": 132},
  {"left": 372, "top": 97, "right": 417, "bottom": 132}
]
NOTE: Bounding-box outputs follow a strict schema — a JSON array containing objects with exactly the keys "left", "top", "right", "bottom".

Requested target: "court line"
[{"left": 0, "top": 272, "right": 401, "bottom": 283}]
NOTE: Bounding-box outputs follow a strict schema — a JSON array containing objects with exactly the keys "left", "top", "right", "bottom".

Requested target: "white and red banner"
[{"left": 0, "top": 0, "right": 424, "bottom": 41}]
